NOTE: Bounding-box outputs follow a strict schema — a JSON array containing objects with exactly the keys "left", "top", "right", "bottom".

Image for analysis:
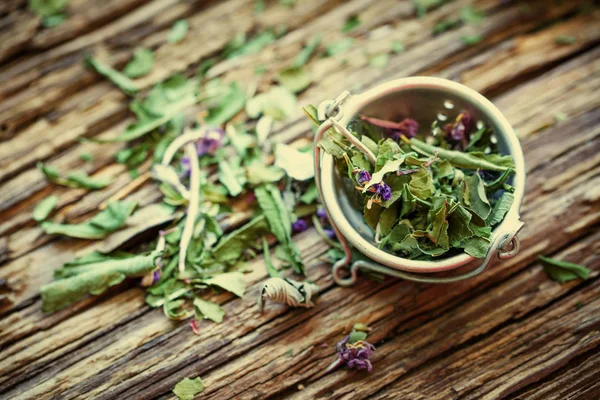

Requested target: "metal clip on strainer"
[{"left": 314, "top": 77, "right": 525, "bottom": 286}]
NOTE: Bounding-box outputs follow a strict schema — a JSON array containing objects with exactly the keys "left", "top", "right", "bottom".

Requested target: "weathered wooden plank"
[{"left": 507, "top": 349, "right": 600, "bottom": 400}]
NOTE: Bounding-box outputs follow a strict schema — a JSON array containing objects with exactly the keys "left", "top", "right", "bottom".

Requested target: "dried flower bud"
[
  {"left": 292, "top": 219, "right": 308, "bottom": 233},
  {"left": 357, "top": 169, "right": 371, "bottom": 184}
]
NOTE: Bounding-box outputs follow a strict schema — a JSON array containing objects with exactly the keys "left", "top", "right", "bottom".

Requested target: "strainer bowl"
[{"left": 313, "top": 77, "right": 525, "bottom": 285}]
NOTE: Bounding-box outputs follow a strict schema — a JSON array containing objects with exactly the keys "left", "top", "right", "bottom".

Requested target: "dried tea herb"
[
  {"left": 123, "top": 48, "right": 154, "bottom": 78},
  {"left": 84, "top": 54, "right": 138, "bottom": 96},
  {"left": 33, "top": 195, "right": 59, "bottom": 222},
  {"left": 173, "top": 377, "right": 205, "bottom": 400},
  {"left": 539, "top": 256, "right": 590, "bottom": 283},
  {"left": 38, "top": 162, "right": 110, "bottom": 190},
  {"left": 168, "top": 19, "right": 189, "bottom": 43},
  {"left": 308, "top": 108, "right": 516, "bottom": 261},
  {"left": 30, "top": 0, "right": 68, "bottom": 26},
  {"left": 326, "top": 38, "right": 354, "bottom": 56},
  {"left": 342, "top": 15, "right": 360, "bottom": 33}
]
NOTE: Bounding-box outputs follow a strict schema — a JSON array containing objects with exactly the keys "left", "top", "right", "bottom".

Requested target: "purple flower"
[
  {"left": 390, "top": 118, "right": 419, "bottom": 139},
  {"left": 336, "top": 334, "right": 376, "bottom": 372},
  {"left": 316, "top": 207, "right": 328, "bottom": 219},
  {"left": 152, "top": 270, "right": 161, "bottom": 284},
  {"left": 292, "top": 219, "right": 308, "bottom": 233},
  {"left": 180, "top": 156, "right": 191, "bottom": 174},
  {"left": 445, "top": 111, "right": 474, "bottom": 144},
  {"left": 357, "top": 170, "right": 371, "bottom": 184},
  {"left": 196, "top": 127, "right": 225, "bottom": 156},
  {"left": 373, "top": 182, "right": 392, "bottom": 201},
  {"left": 323, "top": 228, "right": 336, "bottom": 239}
]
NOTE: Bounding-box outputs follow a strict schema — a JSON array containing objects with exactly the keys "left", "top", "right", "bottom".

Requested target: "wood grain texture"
[{"left": 0, "top": 0, "right": 599, "bottom": 399}]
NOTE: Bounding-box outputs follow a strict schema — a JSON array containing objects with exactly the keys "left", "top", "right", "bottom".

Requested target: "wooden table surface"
[{"left": 1, "top": 0, "right": 599, "bottom": 399}]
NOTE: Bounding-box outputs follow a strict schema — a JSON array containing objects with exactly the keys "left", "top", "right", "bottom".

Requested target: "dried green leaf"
[
  {"left": 408, "top": 167, "right": 435, "bottom": 200},
  {"left": 33, "top": 195, "right": 59, "bottom": 222},
  {"left": 202, "top": 272, "right": 245, "bottom": 297},
  {"left": 173, "top": 377, "right": 205, "bottom": 400},
  {"left": 486, "top": 192, "right": 514, "bottom": 226},
  {"left": 460, "top": 34, "right": 483, "bottom": 46},
  {"left": 292, "top": 34, "right": 322, "bottom": 68},
  {"left": 460, "top": 6, "right": 485, "bottom": 25},
  {"left": 348, "top": 331, "right": 367, "bottom": 343},
  {"left": 342, "top": 15, "right": 360, "bottom": 33},
  {"left": 194, "top": 297, "right": 225, "bottom": 323},
  {"left": 29, "top": 0, "right": 68, "bottom": 18},
  {"left": 539, "top": 255, "right": 590, "bottom": 283},
  {"left": 205, "top": 82, "right": 246, "bottom": 126},
  {"left": 168, "top": 19, "right": 189, "bottom": 43},
  {"left": 325, "top": 38, "right": 353, "bottom": 56},
  {"left": 246, "top": 86, "right": 297, "bottom": 121},
  {"left": 255, "top": 184, "right": 304, "bottom": 274},
  {"left": 41, "top": 250, "right": 160, "bottom": 312},
  {"left": 84, "top": 54, "right": 138, "bottom": 96},
  {"left": 277, "top": 66, "right": 312, "bottom": 93},
  {"left": 274, "top": 143, "right": 313, "bottom": 181},
  {"left": 218, "top": 160, "right": 244, "bottom": 196},
  {"left": 463, "top": 237, "right": 490, "bottom": 258},
  {"left": 463, "top": 174, "right": 491, "bottom": 221},
  {"left": 123, "top": 48, "right": 154, "bottom": 78},
  {"left": 368, "top": 53, "right": 389, "bottom": 69},
  {"left": 263, "top": 237, "right": 281, "bottom": 278},
  {"left": 210, "top": 216, "right": 269, "bottom": 265}
]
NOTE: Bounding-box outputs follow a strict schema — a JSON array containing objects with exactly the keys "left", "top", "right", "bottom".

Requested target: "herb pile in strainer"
[{"left": 306, "top": 107, "right": 516, "bottom": 259}]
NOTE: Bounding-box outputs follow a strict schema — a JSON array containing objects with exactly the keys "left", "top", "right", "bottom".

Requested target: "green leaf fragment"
[
  {"left": 263, "top": 237, "right": 281, "bottom": 278},
  {"left": 202, "top": 272, "right": 245, "bottom": 297},
  {"left": 408, "top": 167, "right": 435, "bottom": 200},
  {"left": 539, "top": 255, "right": 590, "bottom": 283},
  {"left": 218, "top": 160, "right": 244, "bottom": 196},
  {"left": 277, "top": 66, "right": 312, "bottom": 93},
  {"left": 33, "top": 195, "right": 59, "bottom": 222},
  {"left": 368, "top": 53, "right": 389, "bottom": 69},
  {"left": 168, "top": 19, "right": 189, "bottom": 43},
  {"left": 486, "top": 192, "right": 514, "bottom": 226},
  {"left": 326, "top": 38, "right": 353, "bottom": 56},
  {"left": 29, "top": 0, "right": 68, "bottom": 18},
  {"left": 348, "top": 331, "right": 367, "bottom": 344},
  {"left": 461, "top": 34, "right": 483, "bottom": 46},
  {"left": 205, "top": 82, "right": 247, "bottom": 126},
  {"left": 41, "top": 250, "right": 160, "bottom": 312},
  {"left": 255, "top": 184, "right": 304, "bottom": 274},
  {"left": 463, "top": 174, "right": 491, "bottom": 221},
  {"left": 84, "top": 54, "right": 138, "bottom": 96},
  {"left": 292, "top": 34, "right": 321, "bottom": 68},
  {"left": 123, "top": 48, "right": 154, "bottom": 78},
  {"left": 342, "top": 15, "right": 360, "bottom": 33},
  {"left": 194, "top": 297, "right": 226, "bottom": 323},
  {"left": 173, "top": 377, "right": 205, "bottom": 400},
  {"left": 555, "top": 35, "right": 576, "bottom": 45}
]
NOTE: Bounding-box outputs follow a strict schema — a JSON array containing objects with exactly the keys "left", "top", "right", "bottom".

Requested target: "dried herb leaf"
[
  {"left": 292, "top": 34, "right": 322, "bottom": 68},
  {"left": 33, "top": 195, "right": 59, "bottom": 222},
  {"left": 486, "top": 192, "right": 514, "bottom": 226},
  {"left": 246, "top": 86, "right": 297, "bottom": 121},
  {"left": 277, "top": 66, "right": 312, "bottom": 93},
  {"left": 274, "top": 143, "right": 313, "bottom": 181},
  {"left": 342, "top": 15, "right": 360, "bottom": 33},
  {"left": 29, "top": 0, "right": 68, "bottom": 18},
  {"left": 205, "top": 82, "right": 246, "bottom": 126},
  {"left": 173, "top": 377, "right": 205, "bottom": 400},
  {"left": 411, "top": 139, "right": 514, "bottom": 171},
  {"left": 194, "top": 297, "right": 225, "bottom": 323},
  {"left": 168, "top": 19, "right": 189, "bottom": 43},
  {"left": 38, "top": 162, "right": 110, "bottom": 190},
  {"left": 210, "top": 216, "right": 269, "bottom": 265},
  {"left": 41, "top": 201, "right": 136, "bottom": 239},
  {"left": 263, "top": 237, "right": 281, "bottom": 278},
  {"left": 255, "top": 184, "right": 304, "bottom": 274},
  {"left": 539, "top": 256, "right": 590, "bottom": 284},
  {"left": 41, "top": 250, "right": 160, "bottom": 312},
  {"left": 326, "top": 38, "right": 354, "bottom": 56},
  {"left": 84, "top": 54, "right": 138, "bottom": 96},
  {"left": 123, "top": 48, "right": 154, "bottom": 78},
  {"left": 202, "top": 272, "right": 245, "bottom": 297}
]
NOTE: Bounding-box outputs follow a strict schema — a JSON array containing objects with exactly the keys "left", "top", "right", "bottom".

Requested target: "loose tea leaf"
[
  {"left": 202, "top": 272, "right": 245, "bottom": 297},
  {"left": 277, "top": 66, "right": 312, "bottom": 93},
  {"left": 255, "top": 184, "right": 304, "bottom": 274},
  {"left": 342, "top": 15, "right": 360, "bottom": 33},
  {"left": 173, "top": 377, "right": 205, "bottom": 400},
  {"left": 263, "top": 237, "right": 281, "bottom": 278},
  {"left": 29, "top": 0, "right": 68, "bottom": 18},
  {"left": 33, "top": 195, "right": 59, "bottom": 222},
  {"left": 38, "top": 162, "right": 110, "bottom": 190},
  {"left": 123, "top": 48, "right": 154, "bottom": 78},
  {"left": 41, "top": 201, "right": 136, "bottom": 239},
  {"left": 41, "top": 250, "right": 160, "bottom": 312},
  {"left": 168, "top": 19, "right": 189, "bottom": 43},
  {"left": 84, "top": 54, "right": 138, "bottom": 96},
  {"left": 292, "top": 34, "right": 322, "bottom": 68},
  {"left": 539, "top": 256, "right": 590, "bottom": 284},
  {"left": 194, "top": 297, "right": 225, "bottom": 323}
]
